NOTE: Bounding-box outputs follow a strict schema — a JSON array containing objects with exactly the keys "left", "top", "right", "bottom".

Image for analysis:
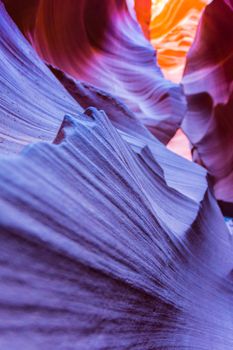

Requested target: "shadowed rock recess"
[{"left": 0, "top": 1, "right": 233, "bottom": 349}]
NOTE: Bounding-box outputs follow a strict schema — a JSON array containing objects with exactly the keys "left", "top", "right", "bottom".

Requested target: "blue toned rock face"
[{"left": 0, "top": 1, "right": 233, "bottom": 349}]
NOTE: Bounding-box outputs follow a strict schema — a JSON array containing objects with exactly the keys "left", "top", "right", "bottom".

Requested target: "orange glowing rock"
[
  {"left": 135, "top": 0, "right": 211, "bottom": 82},
  {"left": 134, "top": 0, "right": 151, "bottom": 38}
]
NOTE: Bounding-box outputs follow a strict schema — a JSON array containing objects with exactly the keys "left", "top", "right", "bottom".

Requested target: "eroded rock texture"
[
  {"left": 0, "top": 2, "right": 79, "bottom": 155},
  {"left": 0, "top": 1, "right": 233, "bottom": 349},
  {"left": 1, "top": 105, "right": 233, "bottom": 349},
  {"left": 183, "top": 0, "right": 233, "bottom": 203},
  {"left": 4, "top": 0, "right": 186, "bottom": 144}
]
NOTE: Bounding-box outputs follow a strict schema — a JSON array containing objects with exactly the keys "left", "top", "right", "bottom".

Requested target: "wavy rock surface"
[
  {"left": 4, "top": 0, "right": 186, "bottom": 144},
  {"left": 0, "top": 2, "right": 80, "bottom": 155},
  {"left": 0, "top": 1, "right": 233, "bottom": 349},
  {"left": 0, "top": 1, "right": 209, "bottom": 237},
  {"left": 182, "top": 0, "right": 233, "bottom": 203},
  {"left": 1, "top": 106, "right": 233, "bottom": 349},
  {"left": 48, "top": 68, "right": 208, "bottom": 235}
]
